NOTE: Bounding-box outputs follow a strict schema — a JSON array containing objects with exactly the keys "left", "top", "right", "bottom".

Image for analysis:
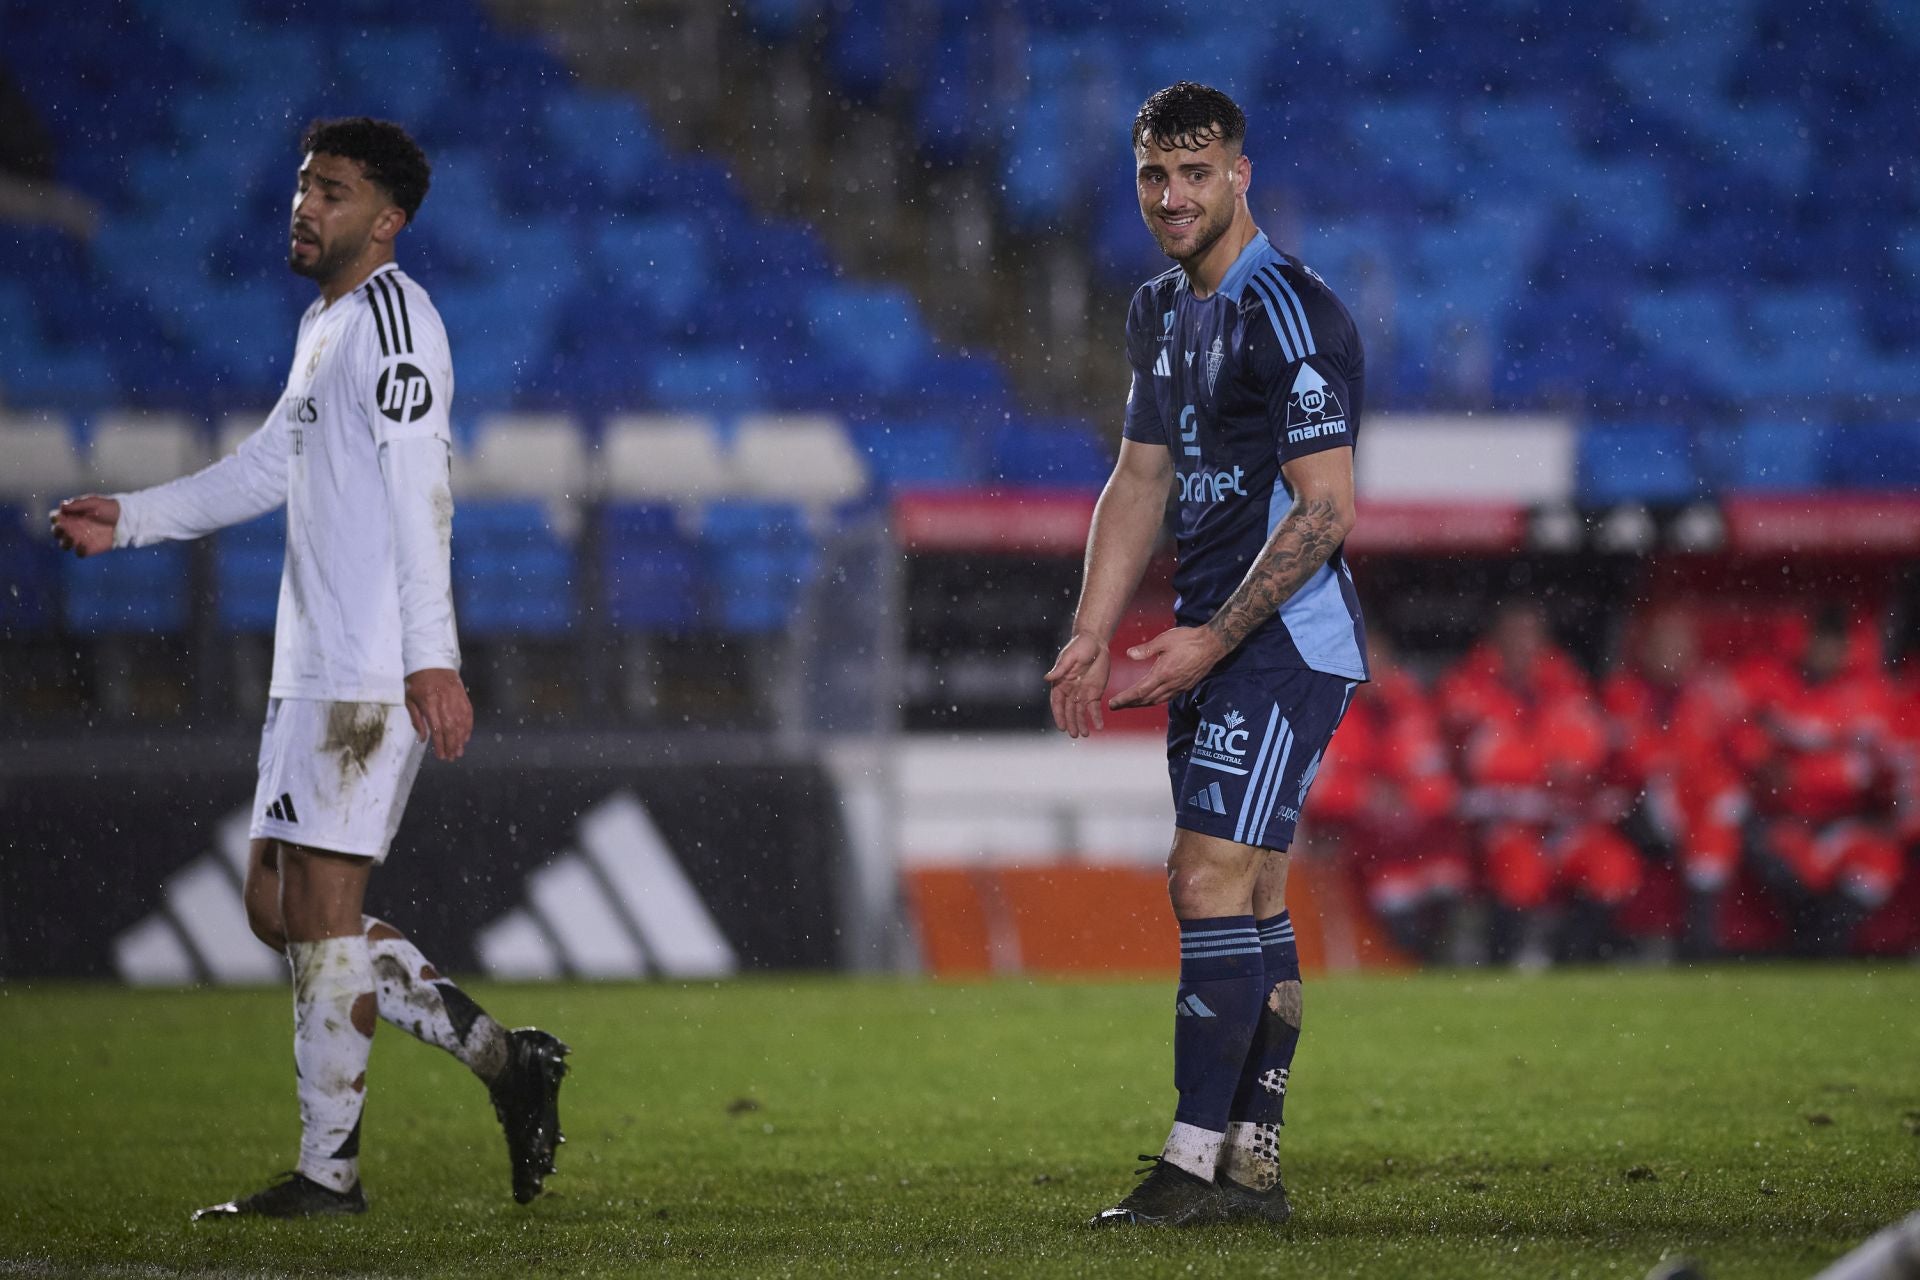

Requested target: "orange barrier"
[{"left": 902, "top": 857, "right": 1413, "bottom": 976}]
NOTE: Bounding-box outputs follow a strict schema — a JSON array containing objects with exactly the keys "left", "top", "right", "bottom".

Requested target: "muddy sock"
[
  {"left": 289, "top": 936, "right": 374, "bottom": 1193},
  {"left": 364, "top": 916, "right": 509, "bottom": 1084},
  {"left": 1222, "top": 912, "right": 1302, "bottom": 1190}
]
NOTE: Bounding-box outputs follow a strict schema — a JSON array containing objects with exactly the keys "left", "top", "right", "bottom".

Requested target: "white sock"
[
  {"left": 364, "top": 917, "right": 509, "bottom": 1083},
  {"left": 1160, "top": 1120, "right": 1224, "bottom": 1181},
  {"left": 1220, "top": 1121, "right": 1281, "bottom": 1190},
  {"left": 289, "top": 936, "right": 375, "bottom": 1193}
]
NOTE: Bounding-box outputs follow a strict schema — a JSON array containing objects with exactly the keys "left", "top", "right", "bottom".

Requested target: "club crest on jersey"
[
  {"left": 376, "top": 361, "right": 433, "bottom": 424},
  {"left": 1205, "top": 336, "right": 1224, "bottom": 394},
  {"left": 1284, "top": 363, "right": 1347, "bottom": 445},
  {"left": 305, "top": 335, "right": 328, "bottom": 379}
]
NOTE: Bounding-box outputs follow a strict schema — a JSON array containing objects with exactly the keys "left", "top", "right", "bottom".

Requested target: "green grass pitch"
[{"left": 2, "top": 968, "right": 1916, "bottom": 1278}]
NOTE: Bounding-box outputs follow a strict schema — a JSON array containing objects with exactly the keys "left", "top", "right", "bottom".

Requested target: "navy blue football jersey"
[{"left": 1122, "top": 232, "right": 1369, "bottom": 682}]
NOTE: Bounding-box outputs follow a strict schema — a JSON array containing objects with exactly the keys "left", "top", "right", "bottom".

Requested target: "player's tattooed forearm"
[{"left": 1205, "top": 495, "right": 1344, "bottom": 652}]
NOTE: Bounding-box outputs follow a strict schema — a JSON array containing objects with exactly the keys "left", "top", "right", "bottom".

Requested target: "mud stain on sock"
[
  {"left": 350, "top": 992, "right": 377, "bottom": 1038},
  {"left": 1268, "top": 979, "right": 1303, "bottom": 1029}
]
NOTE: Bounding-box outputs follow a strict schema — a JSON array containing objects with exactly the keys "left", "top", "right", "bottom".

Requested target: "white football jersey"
[{"left": 115, "top": 262, "right": 461, "bottom": 704}]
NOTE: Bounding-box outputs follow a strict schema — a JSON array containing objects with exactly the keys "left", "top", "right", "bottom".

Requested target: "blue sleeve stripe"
[
  {"left": 1247, "top": 274, "right": 1304, "bottom": 364},
  {"left": 1258, "top": 266, "right": 1317, "bottom": 359}
]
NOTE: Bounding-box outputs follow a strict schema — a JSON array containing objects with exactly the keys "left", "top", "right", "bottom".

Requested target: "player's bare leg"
[
  {"left": 1094, "top": 830, "right": 1266, "bottom": 1228},
  {"left": 236, "top": 838, "right": 569, "bottom": 1205},
  {"left": 1214, "top": 850, "right": 1297, "bottom": 1223}
]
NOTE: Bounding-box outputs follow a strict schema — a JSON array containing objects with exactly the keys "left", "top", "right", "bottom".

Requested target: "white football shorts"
[{"left": 249, "top": 697, "right": 427, "bottom": 862}]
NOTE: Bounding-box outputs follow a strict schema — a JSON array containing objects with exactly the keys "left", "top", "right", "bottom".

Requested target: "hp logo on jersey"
[{"left": 377, "top": 362, "right": 433, "bottom": 424}]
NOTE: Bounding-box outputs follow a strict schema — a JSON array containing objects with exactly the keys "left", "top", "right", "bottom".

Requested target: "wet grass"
[{"left": 2, "top": 967, "right": 1916, "bottom": 1278}]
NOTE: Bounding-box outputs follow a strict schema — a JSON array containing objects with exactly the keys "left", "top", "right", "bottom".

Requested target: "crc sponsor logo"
[
  {"left": 1195, "top": 708, "right": 1251, "bottom": 764},
  {"left": 377, "top": 362, "right": 433, "bottom": 423},
  {"left": 281, "top": 394, "right": 317, "bottom": 424}
]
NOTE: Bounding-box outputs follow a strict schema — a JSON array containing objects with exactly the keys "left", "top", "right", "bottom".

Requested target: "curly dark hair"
[
  {"left": 1131, "top": 82, "right": 1247, "bottom": 154},
  {"left": 300, "top": 116, "right": 431, "bottom": 221}
]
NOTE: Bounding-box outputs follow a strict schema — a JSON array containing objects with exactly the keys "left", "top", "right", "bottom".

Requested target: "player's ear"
[
  {"left": 372, "top": 204, "right": 407, "bottom": 246},
  {"left": 1233, "top": 152, "right": 1251, "bottom": 195}
]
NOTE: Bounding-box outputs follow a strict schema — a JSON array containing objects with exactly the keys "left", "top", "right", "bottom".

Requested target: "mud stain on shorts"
[{"left": 324, "top": 701, "right": 387, "bottom": 780}]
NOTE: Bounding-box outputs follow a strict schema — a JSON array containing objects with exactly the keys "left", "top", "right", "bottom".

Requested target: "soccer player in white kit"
[{"left": 50, "top": 118, "right": 569, "bottom": 1219}]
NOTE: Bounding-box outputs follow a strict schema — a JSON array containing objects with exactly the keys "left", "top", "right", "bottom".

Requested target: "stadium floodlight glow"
[
  {"left": 1529, "top": 503, "right": 1584, "bottom": 553},
  {"left": 1596, "top": 504, "right": 1656, "bottom": 554},
  {"left": 1666, "top": 502, "right": 1726, "bottom": 554}
]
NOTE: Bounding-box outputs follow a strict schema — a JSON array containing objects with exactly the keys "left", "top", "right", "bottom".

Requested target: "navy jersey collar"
[{"left": 1216, "top": 231, "right": 1274, "bottom": 300}]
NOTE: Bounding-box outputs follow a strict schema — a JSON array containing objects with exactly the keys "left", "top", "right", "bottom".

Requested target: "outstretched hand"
[
  {"left": 1044, "top": 633, "right": 1111, "bottom": 738},
  {"left": 404, "top": 667, "right": 473, "bottom": 761},
  {"left": 49, "top": 495, "right": 121, "bottom": 558},
  {"left": 1108, "top": 625, "right": 1227, "bottom": 710}
]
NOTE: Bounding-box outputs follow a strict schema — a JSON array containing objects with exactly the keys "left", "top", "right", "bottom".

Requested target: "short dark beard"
[
  {"left": 287, "top": 236, "right": 361, "bottom": 287},
  {"left": 1150, "top": 197, "right": 1234, "bottom": 265}
]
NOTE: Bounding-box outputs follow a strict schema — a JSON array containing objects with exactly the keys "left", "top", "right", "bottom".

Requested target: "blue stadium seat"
[
  {"left": 547, "top": 93, "right": 666, "bottom": 200},
  {"left": 1828, "top": 423, "right": 1920, "bottom": 490},
  {"left": 594, "top": 217, "right": 709, "bottom": 325},
  {"left": 338, "top": 30, "right": 451, "bottom": 124},
  {"left": 916, "top": 352, "right": 1010, "bottom": 412},
  {"left": 805, "top": 284, "right": 932, "bottom": 395},
  {"left": 452, "top": 500, "right": 576, "bottom": 637},
  {"left": 989, "top": 419, "right": 1113, "bottom": 490},
  {"left": 850, "top": 420, "right": 982, "bottom": 489},
  {"left": 1697, "top": 421, "right": 1837, "bottom": 492},
  {"left": 601, "top": 503, "right": 701, "bottom": 634},
  {"left": 61, "top": 543, "right": 191, "bottom": 634},
  {"left": 824, "top": 0, "right": 895, "bottom": 102},
  {"left": 1347, "top": 100, "right": 1462, "bottom": 203},
  {"left": 1576, "top": 423, "right": 1699, "bottom": 505},
  {"left": 650, "top": 347, "right": 766, "bottom": 412},
  {"left": 214, "top": 512, "right": 284, "bottom": 633},
  {"left": 698, "top": 500, "right": 816, "bottom": 634}
]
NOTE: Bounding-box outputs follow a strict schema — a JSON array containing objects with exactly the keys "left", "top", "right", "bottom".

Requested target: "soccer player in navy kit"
[{"left": 1046, "top": 82, "right": 1369, "bottom": 1227}]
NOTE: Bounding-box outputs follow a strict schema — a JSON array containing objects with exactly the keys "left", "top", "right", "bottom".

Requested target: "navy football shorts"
[{"left": 1166, "top": 665, "right": 1359, "bottom": 852}]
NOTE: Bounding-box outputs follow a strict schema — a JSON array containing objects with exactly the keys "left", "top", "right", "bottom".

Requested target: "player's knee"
[{"left": 1166, "top": 840, "right": 1261, "bottom": 916}]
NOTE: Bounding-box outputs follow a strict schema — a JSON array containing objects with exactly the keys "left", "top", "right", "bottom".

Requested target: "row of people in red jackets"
[{"left": 1310, "top": 601, "right": 1916, "bottom": 964}]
